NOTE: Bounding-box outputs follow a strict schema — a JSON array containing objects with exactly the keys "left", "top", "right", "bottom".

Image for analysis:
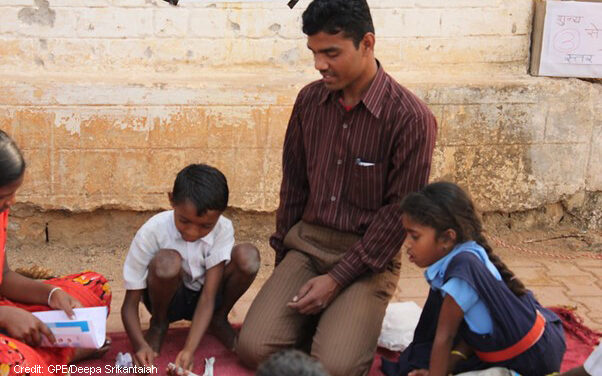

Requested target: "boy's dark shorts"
[{"left": 142, "top": 284, "right": 222, "bottom": 322}]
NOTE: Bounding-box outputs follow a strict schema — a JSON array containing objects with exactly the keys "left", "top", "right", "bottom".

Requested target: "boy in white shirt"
[{"left": 121, "top": 164, "right": 260, "bottom": 373}]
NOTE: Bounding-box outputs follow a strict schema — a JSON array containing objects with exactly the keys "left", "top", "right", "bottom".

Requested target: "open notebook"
[{"left": 32, "top": 306, "right": 107, "bottom": 349}]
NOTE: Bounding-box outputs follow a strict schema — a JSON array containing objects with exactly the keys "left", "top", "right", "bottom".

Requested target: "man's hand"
[
  {"left": 287, "top": 274, "right": 341, "bottom": 315},
  {"left": 168, "top": 349, "right": 194, "bottom": 375},
  {"left": 134, "top": 343, "right": 157, "bottom": 368},
  {"left": 48, "top": 288, "right": 82, "bottom": 319},
  {"left": 0, "top": 306, "right": 55, "bottom": 346}
]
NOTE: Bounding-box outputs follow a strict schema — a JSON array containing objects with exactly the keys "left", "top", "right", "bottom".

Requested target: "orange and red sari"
[{"left": 0, "top": 211, "right": 111, "bottom": 375}]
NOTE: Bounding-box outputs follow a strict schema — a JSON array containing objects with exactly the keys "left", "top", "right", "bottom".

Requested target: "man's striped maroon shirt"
[{"left": 270, "top": 63, "right": 437, "bottom": 286}]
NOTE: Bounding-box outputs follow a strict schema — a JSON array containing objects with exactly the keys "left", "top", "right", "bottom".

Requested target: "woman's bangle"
[
  {"left": 450, "top": 350, "right": 468, "bottom": 360},
  {"left": 47, "top": 287, "right": 62, "bottom": 306}
]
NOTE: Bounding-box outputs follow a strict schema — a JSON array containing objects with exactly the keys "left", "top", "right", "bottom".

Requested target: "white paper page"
[
  {"left": 32, "top": 306, "right": 107, "bottom": 349},
  {"left": 540, "top": 0, "right": 602, "bottom": 77}
]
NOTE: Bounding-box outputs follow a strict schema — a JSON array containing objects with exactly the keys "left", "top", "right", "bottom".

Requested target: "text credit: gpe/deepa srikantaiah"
[{"left": 13, "top": 364, "right": 159, "bottom": 375}]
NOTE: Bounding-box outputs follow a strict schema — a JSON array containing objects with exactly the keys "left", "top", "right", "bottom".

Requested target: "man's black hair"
[
  {"left": 302, "top": 0, "right": 374, "bottom": 48},
  {"left": 0, "top": 130, "right": 26, "bottom": 187},
  {"left": 171, "top": 164, "right": 228, "bottom": 216},
  {"left": 256, "top": 350, "right": 328, "bottom": 376}
]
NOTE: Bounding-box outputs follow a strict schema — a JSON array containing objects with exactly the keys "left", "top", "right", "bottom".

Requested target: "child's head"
[
  {"left": 400, "top": 182, "right": 478, "bottom": 264},
  {"left": 401, "top": 181, "right": 527, "bottom": 296},
  {"left": 256, "top": 349, "right": 328, "bottom": 376},
  {"left": 0, "top": 130, "right": 26, "bottom": 213},
  {"left": 169, "top": 164, "right": 228, "bottom": 242}
]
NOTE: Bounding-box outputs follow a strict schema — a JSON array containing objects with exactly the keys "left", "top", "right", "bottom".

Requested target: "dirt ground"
[{"left": 7, "top": 211, "right": 602, "bottom": 333}]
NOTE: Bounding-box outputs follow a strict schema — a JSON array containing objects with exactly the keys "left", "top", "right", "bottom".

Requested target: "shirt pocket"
[{"left": 345, "top": 161, "right": 387, "bottom": 210}]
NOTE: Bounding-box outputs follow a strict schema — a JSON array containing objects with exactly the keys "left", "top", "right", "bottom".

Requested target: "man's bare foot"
[
  {"left": 208, "top": 315, "right": 237, "bottom": 351},
  {"left": 145, "top": 320, "right": 168, "bottom": 353}
]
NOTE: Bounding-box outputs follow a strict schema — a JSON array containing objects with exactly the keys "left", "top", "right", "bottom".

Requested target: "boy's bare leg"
[
  {"left": 145, "top": 249, "right": 183, "bottom": 353},
  {"left": 210, "top": 243, "right": 260, "bottom": 350}
]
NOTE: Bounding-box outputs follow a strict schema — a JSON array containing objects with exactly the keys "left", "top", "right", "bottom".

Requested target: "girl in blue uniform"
[{"left": 382, "top": 182, "right": 565, "bottom": 376}]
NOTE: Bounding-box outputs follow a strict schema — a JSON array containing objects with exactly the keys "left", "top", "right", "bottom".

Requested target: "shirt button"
[
  {"left": 342, "top": 123, "right": 348, "bottom": 129},
  {"left": 337, "top": 159, "right": 342, "bottom": 165},
  {"left": 330, "top": 195, "right": 336, "bottom": 202}
]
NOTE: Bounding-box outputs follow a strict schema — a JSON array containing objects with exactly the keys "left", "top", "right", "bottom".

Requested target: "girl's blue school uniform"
[{"left": 382, "top": 241, "right": 566, "bottom": 376}]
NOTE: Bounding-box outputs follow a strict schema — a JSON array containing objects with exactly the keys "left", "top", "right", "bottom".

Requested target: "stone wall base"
[{"left": 7, "top": 192, "right": 601, "bottom": 249}]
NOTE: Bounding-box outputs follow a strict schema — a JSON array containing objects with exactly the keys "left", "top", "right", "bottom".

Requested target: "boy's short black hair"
[
  {"left": 256, "top": 350, "right": 328, "bottom": 376},
  {"left": 171, "top": 164, "right": 228, "bottom": 216},
  {"left": 302, "top": 0, "right": 374, "bottom": 48}
]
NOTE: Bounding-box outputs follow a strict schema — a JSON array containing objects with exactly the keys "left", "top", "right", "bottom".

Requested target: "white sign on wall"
[
  {"left": 164, "top": 0, "right": 297, "bottom": 9},
  {"left": 177, "top": 0, "right": 300, "bottom": 7},
  {"left": 534, "top": 0, "right": 602, "bottom": 78},
  {"left": 182, "top": 0, "right": 282, "bottom": 2}
]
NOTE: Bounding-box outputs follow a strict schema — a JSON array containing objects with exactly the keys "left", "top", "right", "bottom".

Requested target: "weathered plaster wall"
[{"left": 0, "top": 0, "right": 599, "bottom": 227}]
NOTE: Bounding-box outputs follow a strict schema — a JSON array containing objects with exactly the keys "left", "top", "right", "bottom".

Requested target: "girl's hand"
[
  {"left": 0, "top": 306, "right": 56, "bottom": 346},
  {"left": 169, "top": 349, "right": 194, "bottom": 375},
  {"left": 409, "top": 369, "right": 429, "bottom": 376},
  {"left": 48, "top": 288, "right": 82, "bottom": 319}
]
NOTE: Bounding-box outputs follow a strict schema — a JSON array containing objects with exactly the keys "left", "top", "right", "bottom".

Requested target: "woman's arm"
[
  {"left": 0, "top": 254, "right": 57, "bottom": 345},
  {"left": 0, "top": 252, "right": 81, "bottom": 318},
  {"left": 173, "top": 262, "right": 225, "bottom": 373},
  {"left": 0, "top": 252, "right": 54, "bottom": 305},
  {"left": 428, "top": 294, "right": 465, "bottom": 376}
]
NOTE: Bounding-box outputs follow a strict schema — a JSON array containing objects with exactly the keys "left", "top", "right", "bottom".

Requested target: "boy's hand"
[
  {"left": 169, "top": 349, "right": 194, "bottom": 375},
  {"left": 408, "top": 370, "right": 429, "bottom": 376},
  {"left": 48, "top": 288, "right": 82, "bottom": 319},
  {"left": 134, "top": 343, "right": 157, "bottom": 368}
]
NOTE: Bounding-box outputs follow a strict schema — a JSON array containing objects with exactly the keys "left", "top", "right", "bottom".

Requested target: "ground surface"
[{"left": 7, "top": 213, "right": 602, "bottom": 335}]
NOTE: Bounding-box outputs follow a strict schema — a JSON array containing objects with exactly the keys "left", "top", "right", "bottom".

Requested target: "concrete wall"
[{"left": 0, "top": 0, "right": 600, "bottom": 227}]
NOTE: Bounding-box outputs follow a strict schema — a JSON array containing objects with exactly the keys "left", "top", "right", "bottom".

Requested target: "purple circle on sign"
[{"left": 553, "top": 29, "right": 580, "bottom": 53}]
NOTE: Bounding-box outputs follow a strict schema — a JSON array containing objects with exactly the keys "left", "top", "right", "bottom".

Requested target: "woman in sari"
[{"left": 0, "top": 130, "right": 111, "bottom": 375}]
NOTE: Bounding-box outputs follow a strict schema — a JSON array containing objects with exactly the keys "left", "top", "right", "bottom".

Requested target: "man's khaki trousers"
[{"left": 238, "top": 221, "right": 401, "bottom": 376}]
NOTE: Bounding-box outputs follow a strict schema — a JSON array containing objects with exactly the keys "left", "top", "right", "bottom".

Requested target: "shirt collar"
[
  {"left": 425, "top": 241, "right": 486, "bottom": 283},
  {"left": 361, "top": 61, "right": 387, "bottom": 118},
  {"left": 318, "top": 60, "right": 388, "bottom": 119}
]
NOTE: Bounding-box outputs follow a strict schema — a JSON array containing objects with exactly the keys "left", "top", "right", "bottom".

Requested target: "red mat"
[
  {"left": 549, "top": 306, "right": 602, "bottom": 372},
  {"left": 72, "top": 310, "right": 600, "bottom": 376},
  {"left": 71, "top": 328, "right": 252, "bottom": 376},
  {"left": 72, "top": 327, "right": 389, "bottom": 376}
]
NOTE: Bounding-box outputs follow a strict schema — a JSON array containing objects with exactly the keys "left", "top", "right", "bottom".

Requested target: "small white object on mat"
[
  {"left": 377, "top": 301, "right": 422, "bottom": 351},
  {"left": 115, "top": 352, "right": 133, "bottom": 369},
  {"left": 167, "top": 362, "right": 200, "bottom": 376},
  {"left": 167, "top": 357, "right": 214, "bottom": 376},
  {"left": 202, "top": 357, "right": 215, "bottom": 376}
]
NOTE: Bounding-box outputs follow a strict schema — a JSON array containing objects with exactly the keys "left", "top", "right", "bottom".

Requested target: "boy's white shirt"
[{"left": 123, "top": 210, "right": 234, "bottom": 291}]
